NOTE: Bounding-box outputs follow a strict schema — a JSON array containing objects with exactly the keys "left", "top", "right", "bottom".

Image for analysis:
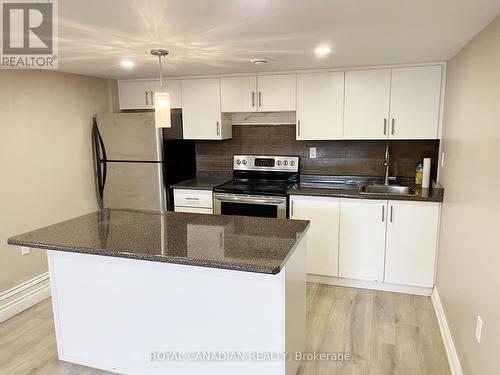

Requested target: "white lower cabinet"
[
  {"left": 384, "top": 200, "right": 440, "bottom": 287},
  {"left": 289, "top": 195, "right": 340, "bottom": 276},
  {"left": 292, "top": 195, "right": 440, "bottom": 290},
  {"left": 173, "top": 189, "right": 213, "bottom": 214},
  {"left": 339, "top": 198, "right": 387, "bottom": 281}
]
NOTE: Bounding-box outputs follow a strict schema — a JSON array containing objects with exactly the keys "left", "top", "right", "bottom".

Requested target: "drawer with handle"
[{"left": 173, "top": 189, "right": 213, "bottom": 208}]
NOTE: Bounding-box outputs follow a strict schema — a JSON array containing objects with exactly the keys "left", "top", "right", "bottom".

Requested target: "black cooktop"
[{"left": 214, "top": 179, "right": 298, "bottom": 196}]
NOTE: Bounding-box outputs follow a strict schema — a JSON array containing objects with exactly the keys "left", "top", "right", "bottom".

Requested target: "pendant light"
[{"left": 151, "top": 49, "right": 171, "bottom": 128}]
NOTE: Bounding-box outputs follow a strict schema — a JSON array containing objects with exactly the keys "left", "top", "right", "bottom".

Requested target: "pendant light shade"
[
  {"left": 151, "top": 49, "right": 171, "bottom": 128},
  {"left": 154, "top": 91, "right": 171, "bottom": 127}
]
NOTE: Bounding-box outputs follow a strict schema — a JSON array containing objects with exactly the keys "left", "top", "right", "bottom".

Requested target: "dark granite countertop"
[
  {"left": 288, "top": 175, "right": 444, "bottom": 202},
  {"left": 8, "top": 209, "right": 309, "bottom": 275},
  {"left": 170, "top": 174, "right": 443, "bottom": 202},
  {"left": 170, "top": 177, "right": 230, "bottom": 190}
]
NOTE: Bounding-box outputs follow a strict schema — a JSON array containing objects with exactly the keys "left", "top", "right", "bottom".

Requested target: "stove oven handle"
[{"left": 214, "top": 194, "right": 286, "bottom": 205}]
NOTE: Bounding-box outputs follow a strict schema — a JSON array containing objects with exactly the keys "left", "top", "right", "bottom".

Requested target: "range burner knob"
[
  {"left": 236, "top": 159, "right": 241, "bottom": 165},
  {"left": 283, "top": 160, "right": 289, "bottom": 166},
  {"left": 276, "top": 160, "right": 282, "bottom": 166},
  {"left": 242, "top": 159, "right": 247, "bottom": 165},
  {"left": 290, "top": 160, "right": 295, "bottom": 166}
]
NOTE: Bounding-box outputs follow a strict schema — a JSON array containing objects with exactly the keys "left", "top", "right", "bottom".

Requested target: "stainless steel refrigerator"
[{"left": 92, "top": 111, "right": 196, "bottom": 212}]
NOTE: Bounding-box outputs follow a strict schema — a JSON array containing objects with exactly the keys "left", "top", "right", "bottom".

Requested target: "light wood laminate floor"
[{"left": 0, "top": 283, "right": 450, "bottom": 375}]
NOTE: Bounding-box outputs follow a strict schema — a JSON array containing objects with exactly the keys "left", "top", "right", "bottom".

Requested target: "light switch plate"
[
  {"left": 309, "top": 147, "right": 317, "bottom": 159},
  {"left": 21, "top": 247, "right": 30, "bottom": 255}
]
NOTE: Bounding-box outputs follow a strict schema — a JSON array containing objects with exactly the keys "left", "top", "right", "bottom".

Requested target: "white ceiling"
[{"left": 57, "top": 0, "right": 500, "bottom": 79}]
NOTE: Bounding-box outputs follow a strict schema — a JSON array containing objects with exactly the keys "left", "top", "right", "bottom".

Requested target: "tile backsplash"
[{"left": 196, "top": 125, "right": 439, "bottom": 179}]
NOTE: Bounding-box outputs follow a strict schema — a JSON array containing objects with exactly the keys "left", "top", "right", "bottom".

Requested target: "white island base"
[{"left": 47, "top": 235, "right": 307, "bottom": 375}]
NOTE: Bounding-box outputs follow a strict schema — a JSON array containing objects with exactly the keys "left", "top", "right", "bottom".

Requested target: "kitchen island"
[{"left": 8, "top": 209, "right": 309, "bottom": 375}]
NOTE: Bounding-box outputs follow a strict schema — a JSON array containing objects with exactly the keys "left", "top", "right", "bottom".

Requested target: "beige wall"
[
  {"left": 437, "top": 16, "right": 500, "bottom": 375},
  {"left": 0, "top": 70, "right": 112, "bottom": 291}
]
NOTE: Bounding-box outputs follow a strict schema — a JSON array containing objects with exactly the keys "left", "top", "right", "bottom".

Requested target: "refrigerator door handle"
[
  {"left": 99, "top": 136, "right": 107, "bottom": 201},
  {"left": 92, "top": 117, "right": 108, "bottom": 205},
  {"left": 92, "top": 118, "right": 103, "bottom": 203}
]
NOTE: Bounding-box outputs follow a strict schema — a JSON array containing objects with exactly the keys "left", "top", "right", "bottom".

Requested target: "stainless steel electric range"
[{"left": 213, "top": 155, "right": 299, "bottom": 219}]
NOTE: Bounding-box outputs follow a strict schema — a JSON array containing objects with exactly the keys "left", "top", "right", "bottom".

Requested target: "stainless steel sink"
[{"left": 359, "top": 184, "right": 415, "bottom": 195}]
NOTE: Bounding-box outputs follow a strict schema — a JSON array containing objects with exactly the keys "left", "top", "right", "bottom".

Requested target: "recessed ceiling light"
[
  {"left": 250, "top": 58, "right": 269, "bottom": 65},
  {"left": 120, "top": 60, "right": 135, "bottom": 69},
  {"left": 314, "top": 45, "right": 331, "bottom": 57}
]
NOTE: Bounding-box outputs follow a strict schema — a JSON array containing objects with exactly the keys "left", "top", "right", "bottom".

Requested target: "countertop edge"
[
  {"left": 170, "top": 178, "right": 231, "bottom": 191},
  {"left": 287, "top": 189, "right": 444, "bottom": 202},
  {"left": 170, "top": 184, "right": 215, "bottom": 191},
  {"left": 275, "top": 222, "right": 310, "bottom": 274},
  {"left": 171, "top": 176, "right": 444, "bottom": 202},
  {"left": 8, "top": 221, "right": 311, "bottom": 275}
]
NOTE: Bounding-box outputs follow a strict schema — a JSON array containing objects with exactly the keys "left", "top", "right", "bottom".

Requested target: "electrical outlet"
[
  {"left": 21, "top": 247, "right": 30, "bottom": 256},
  {"left": 309, "top": 147, "right": 317, "bottom": 159},
  {"left": 441, "top": 152, "right": 445, "bottom": 167},
  {"left": 475, "top": 315, "right": 483, "bottom": 343}
]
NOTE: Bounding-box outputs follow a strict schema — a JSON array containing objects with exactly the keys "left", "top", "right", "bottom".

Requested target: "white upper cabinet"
[
  {"left": 389, "top": 66, "right": 442, "bottom": 139},
  {"left": 148, "top": 79, "right": 182, "bottom": 109},
  {"left": 118, "top": 79, "right": 182, "bottom": 110},
  {"left": 344, "top": 69, "right": 391, "bottom": 140},
  {"left": 343, "top": 66, "right": 442, "bottom": 140},
  {"left": 181, "top": 78, "right": 231, "bottom": 140},
  {"left": 118, "top": 80, "right": 153, "bottom": 110},
  {"left": 384, "top": 201, "right": 440, "bottom": 287},
  {"left": 220, "top": 76, "right": 258, "bottom": 112},
  {"left": 257, "top": 74, "right": 296, "bottom": 112},
  {"left": 220, "top": 74, "right": 296, "bottom": 112},
  {"left": 296, "top": 72, "right": 344, "bottom": 140},
  {"left": 119, "top": 64, "right": 442, "bottom": 140},
  {"left": 339, "top": 198, "right": 387, "bottom": 281},
  {"left": 289, "top": 195, "right": 340, "bottom": 277}
]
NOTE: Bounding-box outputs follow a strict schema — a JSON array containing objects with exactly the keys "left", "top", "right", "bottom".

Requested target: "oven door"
[{"left": 213, "top": 193, "right": 287, "bottom": 219}]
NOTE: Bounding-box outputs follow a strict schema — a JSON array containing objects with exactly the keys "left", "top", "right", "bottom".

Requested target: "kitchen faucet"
[{"left": 384, "top": 145, "right": 390, "bottom": 186}]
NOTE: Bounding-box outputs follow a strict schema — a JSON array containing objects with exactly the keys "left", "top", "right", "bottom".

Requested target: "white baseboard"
[
  {"left": 431, "top": 287, "right": 463, "bottom": 375},
  {"left": 307, "top": 274, "right": 433, "bottom": 296},
  {"left": 0, "top": 272, "right": 51, "bottom": 324}
]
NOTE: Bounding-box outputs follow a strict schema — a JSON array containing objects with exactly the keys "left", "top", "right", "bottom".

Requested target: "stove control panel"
[{"left": 233, "top": 155, "right": 299, "bottom": 172}]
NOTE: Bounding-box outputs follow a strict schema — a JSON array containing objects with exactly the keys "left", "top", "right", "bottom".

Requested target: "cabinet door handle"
[
  {"left": 252, "top": 92, "right": 255, "bottom": 107},
  {"left": 258, "top": 91, "right": 262, "bottom": 107},
  {"left": 291, "top": 200, "right": 294, "bottom": 217},
  {"left": 145, "top": 91, "right": 149, "bottom": 106},
  {"left": 383, "top": 118, "right": 387, "bottom": 135},
  {"left": 391, "top": 118, "right": 395, "bottom": 135},
  {"left": 297, "top": 120, "right": 301, "bottom": 137},
  {"left": 382, "top": 205, "right": 385, "bottom": 222},
  {"left": 216, "top": 121, "right": 220, "bottom": 136},
  {"left": 150, "top": 91, "right": 154, "bottom": 106},
  {"left": 390, "top": 205, "right": 393, "bottom": 222}
]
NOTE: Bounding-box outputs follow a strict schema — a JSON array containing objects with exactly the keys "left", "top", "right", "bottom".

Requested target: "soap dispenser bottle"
[{"left": 416, "top": 160, "right": 424, "bottom": 186}]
